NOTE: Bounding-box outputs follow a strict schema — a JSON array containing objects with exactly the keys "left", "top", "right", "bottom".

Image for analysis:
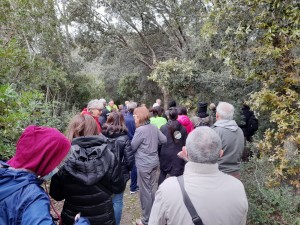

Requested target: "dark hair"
[
  {"left": 102, "top": 112, "right": 128, "bottom": 135},
  {"left": 150, "top": 106, "right": 164, "bottom": 117},
  {"left": 177, "top": 106, "right": 187, "bottom": 115},
  {"left": 66, "top": 114, "right": 99, "bottom": 141},
  {"left": 168, "top": 100, "right": 177, "bottom": 108},
  {"left": 168, "top": 107, "right": 179, "bottom": 142},
  {"left": 168, "top": 107, "right": 178, "bottom": 121}
]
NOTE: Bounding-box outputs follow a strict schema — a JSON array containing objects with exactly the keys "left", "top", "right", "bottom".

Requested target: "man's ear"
[
  {"left": 219, "top": 149, "right": 224, "bottom": 158},
  {"left": 216, "top": 112, "right": 220, "bottom": 120}
]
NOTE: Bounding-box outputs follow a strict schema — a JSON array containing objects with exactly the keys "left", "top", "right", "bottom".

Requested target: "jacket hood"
[
  {"left": 0, "top": 162, "right": 42, "bottom": 201},
  {"left": 7, "top": 125, "right": 71, "bottom": 177},
  {"left": 213, "top": 119, "right": 239, "bottom": 131},
  {"left": 177, "top": 115, "right": 191, "bottom": 126},
  {"left": 64, "top": 135, "right": 112, "bottom": 185}
]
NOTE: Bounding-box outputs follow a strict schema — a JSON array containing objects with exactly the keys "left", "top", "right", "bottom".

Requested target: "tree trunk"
[{"left": 161, "top": 86, "right": 170, "bottom": 111}]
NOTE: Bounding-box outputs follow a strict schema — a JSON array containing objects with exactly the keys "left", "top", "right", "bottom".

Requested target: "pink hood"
[
  {"left": 177, "top": 115, "right": 194, "bottom": 134},
  {"left": 8, "top": 125, "right": 71, "bottom": 177}
]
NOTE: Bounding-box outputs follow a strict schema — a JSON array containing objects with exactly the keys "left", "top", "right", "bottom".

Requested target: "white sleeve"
[{"left": 149, "top": 186, "right": 168, "bottom": 225}]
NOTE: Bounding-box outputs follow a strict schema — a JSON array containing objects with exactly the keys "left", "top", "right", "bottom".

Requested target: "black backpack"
[
  {"left": 106, "top": 137, "right": 119, "bottom": 159},
  {"left": 247, "top": 114, "right": 258, "bottom": 137}
]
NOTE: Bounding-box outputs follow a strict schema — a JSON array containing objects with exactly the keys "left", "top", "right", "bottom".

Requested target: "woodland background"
[{"left": 0, "top": 0, "right": 299, "bottom": 224}]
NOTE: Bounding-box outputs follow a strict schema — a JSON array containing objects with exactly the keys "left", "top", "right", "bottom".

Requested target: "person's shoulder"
[
  {"left": 15, "top": 173, "right": 46, "bottom": 198},
  {"left": 116, "top": 134, "right": 129, "bottom": 142},
  {"left": 160, "top": 123, "right": 168, "bottom": 130},
  {"left": 159, "top": 176, "right": 179, "bottom": 191},
  {"left": 220, "top": 172, "right": 245, "bottom": 189},
  {"left": 160, "top": 117, "right": 167, "bottom": 122}
]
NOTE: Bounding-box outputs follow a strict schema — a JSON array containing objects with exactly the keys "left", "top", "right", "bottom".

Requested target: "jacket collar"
[{"left": 184, "top": 162, "right": 219, "bottom": 175}]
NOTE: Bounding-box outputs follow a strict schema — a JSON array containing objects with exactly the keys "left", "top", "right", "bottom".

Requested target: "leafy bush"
[
  {"left": 241, "top": 157, "right": 300, "bottom": 225},
  {"left": 0, "top": 84, "right": 69, "bottom": 160}
]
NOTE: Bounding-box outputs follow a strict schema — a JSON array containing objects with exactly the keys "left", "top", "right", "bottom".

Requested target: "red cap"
[{"left": 7, "top": 125, "right": 71, "bottom": 177}]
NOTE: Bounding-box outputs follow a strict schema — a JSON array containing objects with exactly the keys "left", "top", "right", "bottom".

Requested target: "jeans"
[
  {"left": 130, "top": 163, "right": 138, "bottom": 191},
  {"left": 112, "top": 192, "right": 124, "bottom": 225}
]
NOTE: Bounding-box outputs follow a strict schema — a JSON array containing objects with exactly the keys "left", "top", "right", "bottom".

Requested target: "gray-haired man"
[
  {"left": 213, "top": 102, "right": 244, "bottom": 179},
  {"left": 149, "top": 127, "right": 248, "bottom": 225}
]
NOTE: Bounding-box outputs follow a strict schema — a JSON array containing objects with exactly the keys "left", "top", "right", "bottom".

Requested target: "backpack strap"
[{"left": 177, "top": 176, "right": 204, "bottom": 225}]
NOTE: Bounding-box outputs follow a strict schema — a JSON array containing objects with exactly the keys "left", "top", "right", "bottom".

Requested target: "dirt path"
[{"left": 121, "top": 184, "right": 141, "bottom": 225}]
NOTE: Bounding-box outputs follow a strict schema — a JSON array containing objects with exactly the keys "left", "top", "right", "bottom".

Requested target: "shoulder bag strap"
[{"left": 177, "top": 176, "right": 204, "bottom": 225}]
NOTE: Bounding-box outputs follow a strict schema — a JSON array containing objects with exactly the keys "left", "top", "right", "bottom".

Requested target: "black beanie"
[{"left": 197, "top": 102, "right": 209, "bottom": 118}]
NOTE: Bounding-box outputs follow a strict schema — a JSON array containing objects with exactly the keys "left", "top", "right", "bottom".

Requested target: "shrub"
[
  {"left": 0, "top": 84, "right": 68, "bottom": 160},
  {"left": 241, "top": 157, "right": 300, "bottom": 225}
]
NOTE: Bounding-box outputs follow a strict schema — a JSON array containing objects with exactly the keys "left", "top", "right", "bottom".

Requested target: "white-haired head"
[
  {"left": 156, "top": 99, "right": 161, "bottom": 106},
  {"left": 99, "top": 98, "right": 107, "bottom": 106},
  {"left": 186, "top": 127, "right": 222, "bottom": 164},
  {"left": 216, "top": 102, "right": 234, "bottom": 120},
  {"left": 87, "top": 99, "right": 104, "bottom": 111}
]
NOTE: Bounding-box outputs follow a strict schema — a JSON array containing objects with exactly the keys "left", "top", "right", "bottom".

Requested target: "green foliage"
[
  {"left": 70, "top": 73, "right": 107, "bottom": 108},
  {"left": 149, "top": 59, "right": 195, "bottom": 97},
  {"left": 0, "top": 39, "right": 29, "bottom": 83},
  {"left": 203, "top": 0, "right": 300, "bottom": 187},
  {"left": 0, "top": 84, "right": 65, "bottom": 160},
  {"left": 118, "top": 73, "right": 143, "bottom": 102},
  {"left": 242, "top": 157, "right": 300, "bottom": 225}
]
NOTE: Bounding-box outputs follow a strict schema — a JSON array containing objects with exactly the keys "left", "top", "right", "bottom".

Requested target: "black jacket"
[
  {"left": 159, "top": 120, "right": 187, "bottom": 174},
  {"left": 239, "top": 105, "right": 254, "bottom": 139},
  {"left": 102, "top": 131, "right": 135, "bottom": 184},
  {"left": 99, "top": 108, "right": 110, "bottom": 127},
  {"left": 50, "top": 135, "right": 125, "bottom": 225}
]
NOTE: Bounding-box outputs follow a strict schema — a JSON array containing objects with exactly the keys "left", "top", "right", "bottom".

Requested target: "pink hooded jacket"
[
  {"left": 7, "top": 125, "right": 71, "bottom": 177},
  {"left": 177, "top": 115, "right": 194, "bottom": 134}
]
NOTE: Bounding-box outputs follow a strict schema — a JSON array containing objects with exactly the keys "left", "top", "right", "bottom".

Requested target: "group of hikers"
[{"left": 0, "top": 97, "right": 258, "bottom": 225}]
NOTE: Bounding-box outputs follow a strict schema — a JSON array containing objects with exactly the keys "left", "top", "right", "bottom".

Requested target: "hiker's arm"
[
  {"left": 110, "top": 155, "right": 126, "bottom": 194},
  {"left": 131, "top": 128, "right": 143, "bottom": 152},
  {"left": 123, "top": 138, "right": 134, "bottom": 170},
  {"left": 22, "top": 192, "right": 56, "bottom": 225},
  {"left": 49, "top": 173, "right": 64, "bottom": 201},
  {"left": 158, "top": 129, "right": 167, "bottom": 144}
]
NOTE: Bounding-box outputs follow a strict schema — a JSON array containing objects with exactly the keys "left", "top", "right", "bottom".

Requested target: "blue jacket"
[
  {"left": 0, "top": 162, "right": 90, "bottom": 225},
  {"left": 124, "top": 113, "right": 136, "bottom": 140}
]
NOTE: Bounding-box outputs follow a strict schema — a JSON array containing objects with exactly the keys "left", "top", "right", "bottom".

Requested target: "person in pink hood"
[
  {"left": 0, "top": 125, "right": 90, "bottom": 225},
  {"left": 177, "top": 106, "right": 194, "bottom": 134}
]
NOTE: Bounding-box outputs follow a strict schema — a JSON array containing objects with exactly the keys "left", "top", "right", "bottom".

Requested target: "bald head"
[
  {"left": 216, "top": 102, "right": 234, "bottom": 120},
  {"left": 186, "top": 127, "right": 222, "bottom": 164}
]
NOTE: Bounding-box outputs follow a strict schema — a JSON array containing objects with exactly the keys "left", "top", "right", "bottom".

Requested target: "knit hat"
[
  {"left": 7, "top": 125, "right": 71, "bottom": 177},
  {"left": 197, "top": 102, "right": 209, "bottom": 118}
]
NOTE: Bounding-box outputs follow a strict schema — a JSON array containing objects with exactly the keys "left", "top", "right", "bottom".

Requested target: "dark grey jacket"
[{"left": 213, "top": 120, "right": 244, "bottom": 173}]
